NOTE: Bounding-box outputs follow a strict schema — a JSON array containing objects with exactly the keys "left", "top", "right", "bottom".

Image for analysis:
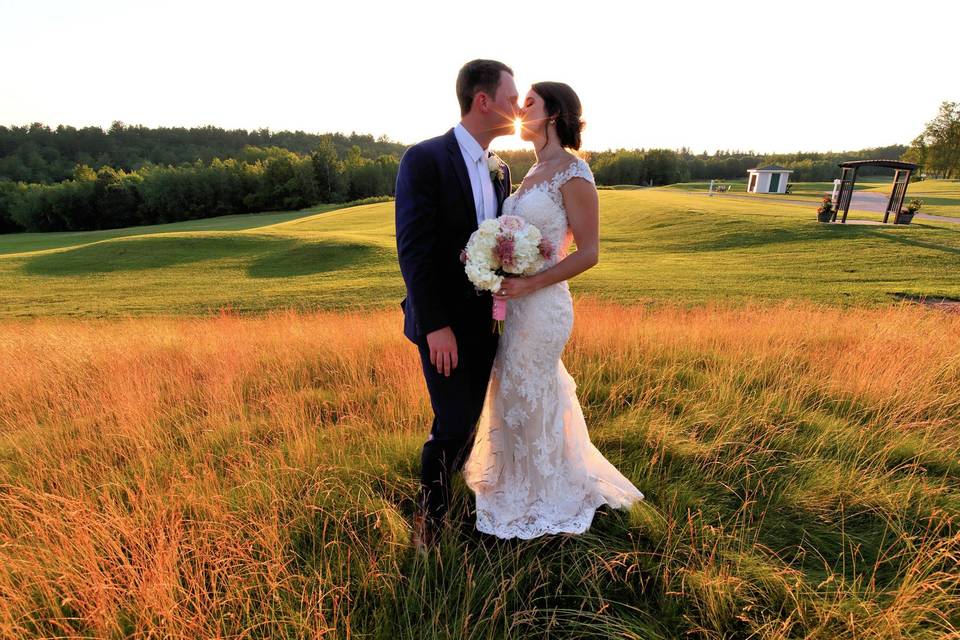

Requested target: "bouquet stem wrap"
[{"left": 492, "top": 296, "right": 507, "bottom": 334}]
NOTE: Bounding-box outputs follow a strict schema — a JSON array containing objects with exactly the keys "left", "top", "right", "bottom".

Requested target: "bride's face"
[{"left": 518, "top": 89, "right": 549, "bottom": 142}]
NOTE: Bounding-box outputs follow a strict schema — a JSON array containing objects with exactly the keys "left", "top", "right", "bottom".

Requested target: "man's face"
[{"left": 488, "top": 71, "right": 519, "bottom": 136}]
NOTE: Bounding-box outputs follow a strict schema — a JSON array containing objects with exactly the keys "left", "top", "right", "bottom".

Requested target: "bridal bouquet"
[{"left": 460, "top": 215, "right": 555, "bottom": 333}]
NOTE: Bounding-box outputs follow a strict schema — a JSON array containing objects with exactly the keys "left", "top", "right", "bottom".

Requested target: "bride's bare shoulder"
[
  {"left": 542, "top": 152, "right": 581, "bottom": 177},
  {"left": 558, "top": 151, "right": 581, "bottom": 168}
]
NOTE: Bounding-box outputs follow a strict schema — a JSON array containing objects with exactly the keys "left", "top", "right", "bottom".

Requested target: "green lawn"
[
  {"left": 662, "top": 180, "right": 866, "bottom": 203},
  {"left": 864, "top": 179, "right": 960, "bottom": 217},
  {"left": 665, "top": 179, "right": 960, "bottom": 217},
  {"left": 659, "top": 180, "right": 747, "bottom": 192},
  {"left": 1, "top": 188, "right": 960, "bottom": 318},
  {"left": 0, "top": 204, "right": 353, "bottom": 257}
]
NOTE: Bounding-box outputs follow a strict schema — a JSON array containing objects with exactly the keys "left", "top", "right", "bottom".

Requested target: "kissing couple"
[{"left": 395, "top": 59, "right": 644, "bottom": 553}]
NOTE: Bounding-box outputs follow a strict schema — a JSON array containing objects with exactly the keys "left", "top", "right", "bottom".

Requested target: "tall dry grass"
[{"left": 0, "top": 300, "right": 958, "bottom": 638}]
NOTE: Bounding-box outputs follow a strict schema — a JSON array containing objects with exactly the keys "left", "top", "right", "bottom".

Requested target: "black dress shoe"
[{"left": 412, "top": 509, "right": 438, "bottom": 555}]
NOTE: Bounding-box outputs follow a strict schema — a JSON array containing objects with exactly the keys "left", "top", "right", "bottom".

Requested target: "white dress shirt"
[{"left": 454, "top": 123, "right": 498, "bottom": 226}]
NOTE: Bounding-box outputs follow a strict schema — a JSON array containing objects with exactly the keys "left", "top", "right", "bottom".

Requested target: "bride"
[{"left": 462, "top": 82, "right": 644, "bottom": 539}]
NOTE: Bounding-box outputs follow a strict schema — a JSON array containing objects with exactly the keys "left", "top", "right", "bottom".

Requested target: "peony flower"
[
  {"left": 500, "top": 215, "right": 524, "bottom": 232},
  {"left": 538, "top": 239, "right": 554, "bottom": 261},
  {"left": 479, "top": 218, "right": 500, "bottom": 234},
  {"left": 494, "top": 237, "right": 516, "bottom": 269}
]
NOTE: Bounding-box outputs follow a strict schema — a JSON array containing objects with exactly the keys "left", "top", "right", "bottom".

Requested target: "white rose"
[
  {"left": 478, "top": 218, "right": 499, "bottom": 235},
  {"left": 487, "top": 155, "right": 500, "bottom": 173},
  {"left": 522, "top": 263, "right": 542, "bottom": 276},
  {"left": 465, "top": 263, "right": 481, "bottom": 282}
]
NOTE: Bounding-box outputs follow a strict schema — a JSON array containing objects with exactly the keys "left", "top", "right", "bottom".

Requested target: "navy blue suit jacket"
[{"left": 395, "top": 128, "right": 512, "bottom": 342}]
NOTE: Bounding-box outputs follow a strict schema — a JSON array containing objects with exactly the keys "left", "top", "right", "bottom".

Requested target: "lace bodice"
[
  {"left": 502, "top": 157, "right": 595, "bottom": 272},
  {"left": 463, "top": 156, "right": 644, "bottom": 540}
]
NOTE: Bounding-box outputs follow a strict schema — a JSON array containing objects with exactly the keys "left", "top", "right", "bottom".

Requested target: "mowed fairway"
[
  {"left": 1, "top": 187, "right": 960, "bottom": 318},
  {"left": 2, "top": 187, "right": 960, "bottom": 638},
  {"left": 866, "top": 179, "right": 960, "bottom": 218}
]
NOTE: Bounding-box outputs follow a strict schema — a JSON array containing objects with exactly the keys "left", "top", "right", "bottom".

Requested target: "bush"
[{"left": 0, "top": 181, "right": 26, "bottom": 232}]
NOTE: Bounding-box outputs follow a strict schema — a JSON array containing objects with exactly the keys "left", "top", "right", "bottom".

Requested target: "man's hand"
[{"left": 426, "top": 326, "right": 458, "bottom": 377}]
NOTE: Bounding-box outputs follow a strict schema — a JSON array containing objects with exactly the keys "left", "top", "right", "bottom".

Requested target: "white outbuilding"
[{"left": 746, "top": 165, "right": 793, "bottom": 194}]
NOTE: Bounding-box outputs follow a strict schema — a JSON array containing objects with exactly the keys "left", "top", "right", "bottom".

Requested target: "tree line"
[
  {"left": 902, "top": 101, "right": 960, "bottom": 179},
  {"left": 498, "top": 144, "right": 912, "bottom": 189},
  {"left": 0, "top": 121, "right": 407, "bottom": 184},
  {"left": 0, "top": 140, "right": 398, "bottom": 233},
  {"left": 586, "top": 145, "right": 909, "bottom": 186},
  {"left": 2, "top": 118, "right": 942, "bottom": 234}
]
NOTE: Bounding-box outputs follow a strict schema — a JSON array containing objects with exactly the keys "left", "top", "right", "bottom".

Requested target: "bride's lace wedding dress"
[{"left": 462, "top": 157, "right": 645, "bottom": 540}]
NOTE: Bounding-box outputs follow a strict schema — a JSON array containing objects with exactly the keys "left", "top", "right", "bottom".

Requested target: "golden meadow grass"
[{"left": 1, "top": 300, "right": 959, "bottom": 638}]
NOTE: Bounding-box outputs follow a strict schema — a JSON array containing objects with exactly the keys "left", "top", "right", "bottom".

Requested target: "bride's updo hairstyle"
[{"left": 531, "top": 81, "right": 585, "bottom": 151}]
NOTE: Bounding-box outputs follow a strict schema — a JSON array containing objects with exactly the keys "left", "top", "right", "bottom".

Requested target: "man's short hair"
[{"left": 456, "top": 59, "right": 513, "bottom": 117}]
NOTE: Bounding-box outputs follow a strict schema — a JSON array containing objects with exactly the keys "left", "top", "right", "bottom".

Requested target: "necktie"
[{"left": 478, "top": 154, "right": 495, "bottom": 222}]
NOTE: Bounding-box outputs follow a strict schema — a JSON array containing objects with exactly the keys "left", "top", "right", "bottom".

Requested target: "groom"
[{"left": 395, "top": 59, "right": 518, "bottom": 551}]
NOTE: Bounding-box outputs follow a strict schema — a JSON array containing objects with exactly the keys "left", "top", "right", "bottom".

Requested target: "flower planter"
[
  {"left": 895, "top": 211, "right": 915, "bottom": 225},
  {"left": 816, "top": 196, "right": 835, "bottom": 223},
  {"left": 897, "top": 199, "right": 923, "bottom": 224}
]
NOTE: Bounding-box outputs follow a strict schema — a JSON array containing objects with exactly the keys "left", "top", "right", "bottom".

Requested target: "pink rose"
[
  {"left": 494, "top": 237, "right": 516, "bottom": 268},
  {"left": 538, "top": 239, "right": 554, "bottom": 260},
  {"left": 459, "top": 248, "right": 468, "bottom": 264},
  {"left": 499, "top": 215, "right": 524, "bottom": 233}
]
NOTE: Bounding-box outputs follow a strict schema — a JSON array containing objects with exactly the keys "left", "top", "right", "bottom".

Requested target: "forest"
[{"left": 0, "top": 118, "right": 942, "bottom": 233}]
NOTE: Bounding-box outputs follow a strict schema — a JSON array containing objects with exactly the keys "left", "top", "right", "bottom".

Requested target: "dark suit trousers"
[{"left": 415, "top": 323, "right": 499, "bottom": 524}]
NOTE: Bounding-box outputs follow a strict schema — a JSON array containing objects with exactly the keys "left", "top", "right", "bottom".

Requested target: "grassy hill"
[{"left": 2, "top": 187, "right": 960, "bottom": 318}]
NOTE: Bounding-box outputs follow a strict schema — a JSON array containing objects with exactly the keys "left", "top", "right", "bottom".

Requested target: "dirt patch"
[{"left": 892, "top": 293, "right": 960, "bottom": 312}]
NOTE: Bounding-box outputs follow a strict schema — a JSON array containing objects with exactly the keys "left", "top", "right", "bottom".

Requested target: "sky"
[{"left": 1, "top": 0, "right": 957, "bottom": 154}]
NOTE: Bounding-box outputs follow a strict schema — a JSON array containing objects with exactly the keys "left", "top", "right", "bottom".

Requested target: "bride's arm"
[{"left": 496, "top": 177, "right": 599, "bottom": 300}]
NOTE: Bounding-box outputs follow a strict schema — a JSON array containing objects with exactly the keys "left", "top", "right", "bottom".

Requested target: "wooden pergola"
[{"left": 832, "top": 159, "right": 919, "bottom": 224}]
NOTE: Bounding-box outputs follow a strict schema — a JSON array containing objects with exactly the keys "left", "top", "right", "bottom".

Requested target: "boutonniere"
[{"left": 487, "top": 153, "right": 505, "bottom": 182}]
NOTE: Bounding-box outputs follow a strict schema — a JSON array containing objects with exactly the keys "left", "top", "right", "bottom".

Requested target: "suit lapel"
[
  {"left": 492, "top": 161, "right": 504, "bottom": 215},
  {"left": 494, "top": 160, "right": 510, "bottom": 218},
  {"left": 444, "top": 129, "right": 480, "bottom": 230}
]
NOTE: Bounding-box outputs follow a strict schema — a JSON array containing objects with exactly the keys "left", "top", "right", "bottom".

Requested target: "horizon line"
[{"left": 0, "top": 119, "right": 911, "bottom": 157}]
